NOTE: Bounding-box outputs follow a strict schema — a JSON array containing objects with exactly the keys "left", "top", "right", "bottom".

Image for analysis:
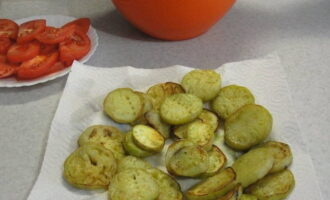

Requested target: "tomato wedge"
[
  {"left": 36, "top": 26, "right": 75, "bottom": 44},
  {"left": 0, "top": 37, "right": 13, "bottom": 54},
  {"left": 62, "top": 18, "right": 91, "bottom": 34},
  {"left": 0, "top": 19, "right": 18, "bottom": 39},
  {"left": 7, "top": 41, "right": 40, "bottom": 63},
  {"left": 59, "top": 30, "right": 91, "bottom": 66},
  {"left": 0, "top": 62, "right": 16, "bottom": 78},
  {"left": 0, "top": 54, "right": 7, "bottom": 63},
  {"left": 17, "top": 19, "right": 46, "bottom": 43},
  {"left": 40, "top": 43, "right": 58, "bottom": 54},
  {"left": 16, "top": 51, "right": 58, "bottom": 80},
  {"left": 46, "top": 61, "right": 66, "bottom": 75}
]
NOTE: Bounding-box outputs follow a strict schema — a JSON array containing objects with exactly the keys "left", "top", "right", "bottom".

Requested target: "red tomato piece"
[
  {"left": 0, "top": 37, "right": 13, "bottom": 54},
  {"left": 46, "top": 61, "right": 65, "bottom": 75},
  {"left": 16, "top": 51, "right": 58, "bottom": 80},
  {"left": 0, "top": 19, "right": 18, "bottom": 39},
  {"left": 40, "top": 43, "right": 58, "bottom": 54},
  {"left": 62, "top": 18, "right": 91, "bottom": 34},
  {"left": 7, "top": 41, "right": 40, "bottom": 63},
  {"left": 17, "top": 19, "right": 46, "bottom": 43},
  {"left": 59, "top": 30, "right": 91, "bottom": 66},
  {"left": 0, "top": 54, "right": 7, "bottom": 63},
  {"left": 0, "top": 62, "right": 16, "bottom": 78},
  {"left": 36, "top": 26, "right": 75, "bottom": 44}
]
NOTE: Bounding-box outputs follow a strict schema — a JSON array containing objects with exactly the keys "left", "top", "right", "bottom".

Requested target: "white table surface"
[{"left": 0, "top": 0, "right": 329, "bottom": 199}]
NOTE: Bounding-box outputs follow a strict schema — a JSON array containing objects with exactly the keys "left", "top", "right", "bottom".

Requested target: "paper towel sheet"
[{"left": 27, "top": 54, "right": 323, "bottom": 200}]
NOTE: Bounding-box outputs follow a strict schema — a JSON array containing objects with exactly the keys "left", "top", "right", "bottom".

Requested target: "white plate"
[{"left": 0, "top": 15, "right": 98, "bottom": 87}]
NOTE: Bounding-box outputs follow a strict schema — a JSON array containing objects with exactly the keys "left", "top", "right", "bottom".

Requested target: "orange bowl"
[{"left": 112, "top": 0, "right": 236, "bottom": 40}]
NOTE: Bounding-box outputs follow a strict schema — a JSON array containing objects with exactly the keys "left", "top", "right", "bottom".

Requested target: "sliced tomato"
[
  {"left": 7, "top": 41, "right": 40, "bottom": 63},
  {"left": 40, "top": 43, "right": 58, "bottom": 54},
  {"left": 0, "top": 37, "right": 13, "bottom": 54},
  {"left": 62, "top": 18, "right": 91, "bottom": 34},
  {"left": 0, "top": 19, "right": 18, "bottom": 39},
  {"left": 36, "top": 26, "right": 75, "bottom": 44},
  {"left": 16, "top": 51, "right": 58, "bottom": 80},
  {"left": 0, "top": 54, "right": 7, "bottom": 63},
  {"left": 46, "top": 61, "right": 65, "bottom": 75},
  {"left": 59, "top": 30, "right": 91, "bottom": 66},
  {"left": 0, "top": 62, "right": 16, "bottom": 78},
  {"left": 17, "top": 19, "right": 46, "bottom": 43}
]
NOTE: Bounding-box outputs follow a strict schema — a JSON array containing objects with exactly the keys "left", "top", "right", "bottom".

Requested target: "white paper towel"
[{"left": 27, "top": 54, "right": 323, "bottom": 200}]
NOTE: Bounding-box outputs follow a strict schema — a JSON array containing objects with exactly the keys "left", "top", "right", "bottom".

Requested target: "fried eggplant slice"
[
  {"left": 186, "top": 167, "right": 237, "bottom": 200},
  {"left": 160, "top": 93, "right": 203, "bottom": 125},
  {"left": 117, "top": 156, "right": 152, "bottom": 172},
  {"left": 118, "top": 157, "right": 183, "bottom": 200},
  {"left": 239, "top": 194, "right": 259, "bottom": 200},
  {"left": 146, "top": 168, "right": 183, "bottom": 200},
  {"left": 225, "top": 104, "right": 273, "bottom": 151},
  {"left": 147, "top": 82, "right": 185, "bottom": 111},
  {"left": 173, "top": 123, "right": 188, "bottom": 139},
  {"left": 123, "top": 131, "right": 153, "bottom": 158},
  {"left": 131, "top": 91, "right": 154, "bottom": 125},
  {"left": 262, "top": 141, "right": 293, "bottom": 173},
  {"left": 232, "top": 148, "right": 274, "bottom": 187},
  {"left": 181, "top": 69, "right": 221, "bottom": 101},
  {"left": 78, "top": 125, "right": 125, "bottom": 161},
  {"left": 217, "top": 184, "right": 242, "bottom": 200},
  {"left": 103, "top": 88, "right": 144, "bottom": 123},
  {"left": 245, "top": 169, "right": 295, "bottom": 200},
  {"left": 165, "top": 140, "right": 195, "bottom": 169},
  {"left": 198, "top": 109, "right": 219, "bottom": 132},
  {"left": 132, "top": 124, "right": 165, "bottom": 152},
  {"left": 174, "top": 109, "right": 219, "bottom": 139},
  {"left": 200, "top": 145, "right": 227, "bottom": 178},
  {"left": 168, "top": 145, "right": 209, "bottom": 177},
  {"left": 145, "top": 109, "right": 171, "bottom": 139},
  {"left": 63, "top": 143, "right": 117, "bottom": 189},
  {"left": 185, "top": 120, "right": 214, "bottom": 150},
  {"left": 211, "top": 85, "right": 255, "bottom": 119},
  {"left": 135, "top": 91, "right": 153, "bottom": 113},
  {"left": 108, "top": 169, "right": 160, "bottom": 200}
]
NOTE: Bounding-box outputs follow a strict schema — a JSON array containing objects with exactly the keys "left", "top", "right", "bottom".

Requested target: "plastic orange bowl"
[{"left": 112, "top": 0, "right": 236, "bottom": 40}]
